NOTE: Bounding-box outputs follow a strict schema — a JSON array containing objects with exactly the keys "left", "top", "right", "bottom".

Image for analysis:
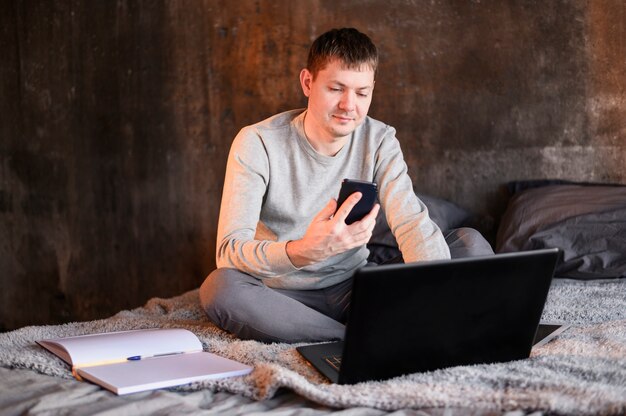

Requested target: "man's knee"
[
  {"left": 199, "top": 268, "right": 259, "bottom": 325},
  {"left": 445, "top": 227, "right": 494, "bottom": 258}
]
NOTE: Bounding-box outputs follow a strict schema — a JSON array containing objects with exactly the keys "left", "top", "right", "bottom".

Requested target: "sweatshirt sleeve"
[
  {"left": 374, "top": 128, "right": 451, "bottom": 262},
  {"left": 215, "top": 127, "right": 299, "bottom": 278}
]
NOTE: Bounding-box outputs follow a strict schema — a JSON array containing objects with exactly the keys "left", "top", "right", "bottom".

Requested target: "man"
[{"left": 200, "top": 28, "right": 491, "bottom": 343}]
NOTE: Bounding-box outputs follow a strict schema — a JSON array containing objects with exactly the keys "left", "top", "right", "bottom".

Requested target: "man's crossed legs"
[{"left": 200, "top": 228, "right": 493, "bottom": 343}]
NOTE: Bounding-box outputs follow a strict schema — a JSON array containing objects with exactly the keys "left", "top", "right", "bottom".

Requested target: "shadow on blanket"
[{"left": 0, "top": 278, "right": 625, "bottom": 415}]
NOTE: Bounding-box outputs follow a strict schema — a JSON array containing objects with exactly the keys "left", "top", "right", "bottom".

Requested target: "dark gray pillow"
[
  {"left": 367, "top": 194, "right": 473, "bottom": 264},
  {"left": 416, "top": 193, "right": 472, "bottom": 231},
  {"left": 496, "top": 182, "right": 626, "bottom": 279}
]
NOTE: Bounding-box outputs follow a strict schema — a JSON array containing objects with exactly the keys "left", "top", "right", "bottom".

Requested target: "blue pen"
[{"left": 127, "top": 352, "right": 184, "bottom": 361}]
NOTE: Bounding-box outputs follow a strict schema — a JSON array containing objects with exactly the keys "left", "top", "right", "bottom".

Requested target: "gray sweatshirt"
[{"left": 216, "top": 109, "right": 450, "bottom": 290}]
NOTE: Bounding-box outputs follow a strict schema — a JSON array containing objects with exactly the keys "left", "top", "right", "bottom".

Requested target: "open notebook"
[{"left": 37, "top": 328, "right": 252, "bottom": 395}]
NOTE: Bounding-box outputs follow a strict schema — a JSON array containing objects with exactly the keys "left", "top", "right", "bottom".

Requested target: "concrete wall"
[{"left": 1, "top": 0, "right": 624, "bottom": 331}]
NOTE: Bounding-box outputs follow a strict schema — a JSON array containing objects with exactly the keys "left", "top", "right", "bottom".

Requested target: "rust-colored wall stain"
[{"left": 1, "top": 1, "right": 624, "bottom": 330}]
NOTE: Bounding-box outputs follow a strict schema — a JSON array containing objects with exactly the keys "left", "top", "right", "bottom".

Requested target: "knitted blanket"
[{"left": 1, "top": 278, "right": 624, "bottom": 415}]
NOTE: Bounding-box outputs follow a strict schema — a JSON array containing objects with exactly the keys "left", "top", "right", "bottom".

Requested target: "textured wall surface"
[{"left": 1, "top": 0, "right": 625, "bottom": 331}]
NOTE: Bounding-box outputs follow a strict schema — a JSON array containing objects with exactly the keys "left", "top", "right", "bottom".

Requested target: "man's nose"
[{"left": 339, "top": 91, "right": 355, "bottom": 111}]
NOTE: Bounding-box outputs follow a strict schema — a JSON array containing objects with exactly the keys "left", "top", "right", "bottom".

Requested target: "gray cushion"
[
  {"left": 367, "top": 194, "right": 478, "bottom": 264},
  {"left": 496, "top": 182, "right": 626, "bottom": 279}
]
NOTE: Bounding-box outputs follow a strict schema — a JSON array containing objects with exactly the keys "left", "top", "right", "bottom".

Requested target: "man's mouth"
[{"left": 333, "top": 114, "right": 354, "bottom": 122}]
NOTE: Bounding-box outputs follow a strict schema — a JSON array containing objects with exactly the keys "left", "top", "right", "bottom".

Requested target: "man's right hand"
[{"left": 286, "top": 192, "right": 380, "bottom": 268}]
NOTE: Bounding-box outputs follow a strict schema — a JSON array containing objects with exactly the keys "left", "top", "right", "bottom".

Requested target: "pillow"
[
  {"left": 496, "top": 181, "right": 626, "bottom": 279},
  {"left": 416, "top": 193, "right": 473, "bottom": 232},
  {"left": 367, "top": 193, "right": 474, "bottom": 264}
]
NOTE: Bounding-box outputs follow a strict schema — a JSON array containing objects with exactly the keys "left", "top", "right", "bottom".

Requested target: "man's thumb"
[{"left": 314, "top": 198, "right": 337, "bottom": 221}]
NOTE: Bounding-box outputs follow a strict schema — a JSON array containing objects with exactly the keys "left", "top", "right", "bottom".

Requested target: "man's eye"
[
  {"left": 357, "top": 93, "right": 369, "bottom": 98},
  {"left": 330, "top": 87, "right": 342, "bottom": 92}
]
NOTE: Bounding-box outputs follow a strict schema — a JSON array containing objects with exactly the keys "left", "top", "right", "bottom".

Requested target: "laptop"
[{"left": 297, "top": 248, "right": 565, "bottom": 384}]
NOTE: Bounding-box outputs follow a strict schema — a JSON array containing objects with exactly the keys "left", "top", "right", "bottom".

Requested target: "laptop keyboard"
[{"left": 324, "top": 355, "right": 342, "bottom": 371}]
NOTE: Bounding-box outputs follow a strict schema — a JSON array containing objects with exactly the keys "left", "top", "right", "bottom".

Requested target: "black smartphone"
[{"left": 336, "top": 179, "right": 378, "bottom": 224}]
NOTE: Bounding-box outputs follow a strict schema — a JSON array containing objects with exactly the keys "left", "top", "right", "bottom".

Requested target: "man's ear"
[{"left": 299, "top": 68, "right": 312, "bottom": 97}]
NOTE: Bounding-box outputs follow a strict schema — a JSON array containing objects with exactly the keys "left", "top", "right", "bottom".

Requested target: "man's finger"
[
  {"left": 363, "top": 203, "right": 380, "bottom": 222},
  {"left": 334, "top": 192, "right": 362, "bottom": 222},
  {"left": 313, "top": 198, "right": 338, "bottom": 221},
  {"left": 352, "top": 210, "right": 378, "bottom": 237},
  {"left": 346, "top": 203, "right": 380, "bottom": 230}
]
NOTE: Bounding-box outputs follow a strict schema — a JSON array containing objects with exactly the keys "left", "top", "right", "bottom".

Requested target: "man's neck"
[{"left": 302, "top": 113, "right": 349, "bottom": 157}]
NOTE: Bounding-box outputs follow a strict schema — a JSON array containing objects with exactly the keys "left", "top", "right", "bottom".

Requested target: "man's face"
[{"left": 300, "top": 59, "right": 375, "bottom": 143}]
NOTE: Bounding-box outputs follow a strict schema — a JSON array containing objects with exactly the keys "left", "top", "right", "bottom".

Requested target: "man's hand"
[{"left": 286, "top": 192, "right": 380, "bottom": 268}]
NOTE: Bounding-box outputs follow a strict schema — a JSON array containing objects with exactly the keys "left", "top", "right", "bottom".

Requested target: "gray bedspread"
[{"left": 1, "top": 278, "right": 625, "bottom": 416}]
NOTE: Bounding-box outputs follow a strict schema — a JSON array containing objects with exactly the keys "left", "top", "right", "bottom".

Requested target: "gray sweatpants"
[{"left": 199, "top": 228, "right": 493, "bottom": 343}]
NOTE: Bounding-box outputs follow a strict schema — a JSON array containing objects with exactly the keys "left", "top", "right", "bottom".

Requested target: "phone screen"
[{"left": 336, "top": 179, "right": 378, "bottom": 224}]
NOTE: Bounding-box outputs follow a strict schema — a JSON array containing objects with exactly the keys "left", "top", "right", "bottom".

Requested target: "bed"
[{"left": 1, "top": 181, "right": 625, "bottom": 415}]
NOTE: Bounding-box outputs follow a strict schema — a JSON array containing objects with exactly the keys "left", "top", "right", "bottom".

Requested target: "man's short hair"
[{"left": 307, "top": 28, "right": 379, "bottom": 78}]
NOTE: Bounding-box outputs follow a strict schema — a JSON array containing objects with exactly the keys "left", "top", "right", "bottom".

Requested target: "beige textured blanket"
[{"left": 1, "top": 278, "right": 625, "bottom": 415}]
